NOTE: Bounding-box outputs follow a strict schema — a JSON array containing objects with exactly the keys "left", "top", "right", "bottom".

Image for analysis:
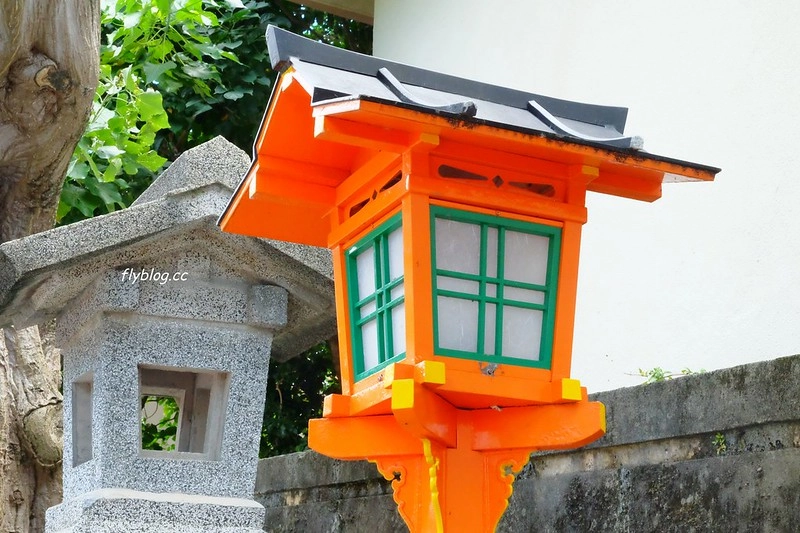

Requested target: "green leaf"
[
  {"left": 219, "top": 50, "right": 241, "bottom": 63},
  {"left": 143, "top": 61, "right": 177, "bottom": 84},
  {"left": 87, "top": 106, "right": 115, "bottom": 132},
  {"left": 136, "top": 150, "right": 168, "bottom": 171},
  {"left": 67, "top": 161, "right": 90, "bottom": 180},
  {"left": 123, "top": 160, "right": 139, "bottom": 174},
  {"left": 223, "top": 89, "right": 248, "bottom": 100},
  {"left": 150, "top": 40, "right": 175, "bottom": 61},
  {"left": 181, "top": 61, "right": 216, "bottom": 80},
  {"left": 95, "top": 145, "right": 126, "bottom": 159},
  {"left": 187, "top": 101, "right": 212, "bottom": 116},
  {"left": 137, "top": 91, "right": 170, "bottom": 129},
  {"left": 60, "top": 183, "right": 100, "bottom": 218},
  {"left": 87, "top": 175, "right": 124, "bottom": 206},
  {"left": 56, "top": 199, "right": 73, "bottom": 222},
  {"left": 123, "top": 10, "right": 143, "bottom": 29},
  {"left": 155, "top": 0, "right": 171, "bottom": 14}
]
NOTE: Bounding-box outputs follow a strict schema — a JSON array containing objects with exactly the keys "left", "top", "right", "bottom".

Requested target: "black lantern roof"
[{"left": 266, "top": 25, "right": 717, "bottom": 174}]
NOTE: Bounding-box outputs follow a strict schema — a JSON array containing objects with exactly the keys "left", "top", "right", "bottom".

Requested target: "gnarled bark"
[
  {"left": 1, "top": 1, "right": 99, "bottom": 531},
  {"left": 0, "top": 324, "right": 62, "bottom": 533},
  {"left": 0, "top": 0, "right": 99, "bottom": 241}
]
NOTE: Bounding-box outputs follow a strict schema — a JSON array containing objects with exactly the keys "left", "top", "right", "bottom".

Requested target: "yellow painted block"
[
  {"left": 418, "top": 132, "right": 440, "bottom": 146},
  {"left": 599, "top": 402, "right": 607, "bottom": 433},
  {"left": 561, "top": 378, "right": 582, "bottom": 401},
  {"left": 581, "top": 165, "right": 600, "bottom": 177},
  {"left": 383, "top": 363, "right": 397, "bottom": 389},
  {"left": 416, "top": 360, "right": 446, "bottom": 385},
  {"left": 391, "top": 379, "right": 416, "bottom": 410}
]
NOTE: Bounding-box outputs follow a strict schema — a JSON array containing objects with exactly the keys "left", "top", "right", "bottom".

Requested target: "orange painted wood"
[
  {"left": 470, "top": 401, "right": 606, "bottom": 451},
  {"left": 391, "top": 380, "right": 458, "bottom": 447},
  {"left": 373, "top": 455, "right": 439, "bottom": 532},
  {"left": 332, "top": 244, "right": 354, "bottom": 396},
  {"left": 249, "top": 167, "right": 335, "bottom": 206},
  {"left": 432, "top": 363, "right": 557, "bottom": 407},
  {"left": 334, "top": 152, "right": 400, "bottom": 209},
  {"left": 315, "top": 114, "right": 414, "bottom": 153},
  {"left": 550, "top": 219, "right": 583, "bottom": 381},
  {"left": 410, "top": 173, "right": 587, "bottom": 224},
  {"left": 308, "top": 416, "right": 422, "bottom": 458},
  {"left": 327, "top": 187, "right": 405, "bottom": 249},
  {"left": 402, "top": 192, "right": 435, "bottom": 365},
  {"left": 312, "top": 99, "right": 717, "bottom": 187},
  {"left": 309, "top": 397, "right": 605, "bottom": 532}
]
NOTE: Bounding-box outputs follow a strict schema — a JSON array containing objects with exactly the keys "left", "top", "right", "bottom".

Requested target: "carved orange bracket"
[{"left": 310, "top": 397, "right": 605, "bottom": 532}]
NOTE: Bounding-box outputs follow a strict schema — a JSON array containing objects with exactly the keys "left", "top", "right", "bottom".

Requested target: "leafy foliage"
[
  {"left": 141, "top": 395, "right": 180, "bottom": 451},
  {"left": 636, "top": 367, "right": 705, "bottom": 384},
  {"left": 260, "top": 342, "right": 340, "bottom": 457},
  {"left": 712, "top": 432, "right": 727, "bottom": 456},
  {"left": 59, "top": 0, "right": 371, "bottom": 223},
  {"left": 60, "top": 64, "right": 169, "bottom": 224}
]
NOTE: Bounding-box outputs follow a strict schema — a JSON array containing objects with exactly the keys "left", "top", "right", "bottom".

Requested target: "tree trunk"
[
  {"left": 0, "top": 0, "right": 99, "bottom": 241},
  {"left": 0, "top": 324, "right": 63, "bottom": 533},
  {"left": 0, "top": 2, "right": 99, "bottom": 531}
]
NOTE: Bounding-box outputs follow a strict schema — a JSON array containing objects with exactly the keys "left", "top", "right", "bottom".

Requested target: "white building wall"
[{"left": 373, "top": 0, "right": 800, "bottom": 391}]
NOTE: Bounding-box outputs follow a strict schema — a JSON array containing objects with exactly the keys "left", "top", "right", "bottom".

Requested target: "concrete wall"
[
  {"left": 370, "top": 1, "right": 800, "bottom": 392},
  {"left": 255, "top": 354, "right": 800, "bottom": 531}
]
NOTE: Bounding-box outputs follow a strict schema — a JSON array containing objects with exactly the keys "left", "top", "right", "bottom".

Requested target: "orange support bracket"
[{"left": 309, "top": 363, "right": 605, "bottom": 532}]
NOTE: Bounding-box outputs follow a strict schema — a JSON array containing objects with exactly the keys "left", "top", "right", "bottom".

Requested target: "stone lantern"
[
  {"left": 0, "top": 137, "right": 336, "bottom": 532},
  {"left": 219, "top": 28, "right": 719, "bottom": 532}
]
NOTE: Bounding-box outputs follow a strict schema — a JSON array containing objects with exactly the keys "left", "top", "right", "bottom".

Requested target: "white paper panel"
[
  {"left": 361, "top": 319, "right": 380, "bottom": 371},
  {"left": 486, "top": 226, "right": 499, "bottom": 278},
  {"left": 392, "top": 302, "right": 406, "bottom": 357},
  {"left": 484, "top": 302, "right": 496, "bottom": 355},
  {"left": 388, "top": 226, "right": 404, "bottom": 280},
  {"left": 356, "top": 246, "right": 376, "bottom": 298},
  {"left": 437, "top": 296, "right": 478, "bottom": 352},
  {"left": 360, "top": 300, "right": 377, "bottom": 318},
  {"left": 435, "top": 218, "right": 480, "bottom": 274},
  {"left": 390, "top": 282, "right": 404, "bottom": 303},
  {"left": 504, "top": 231, "right": 549, "bottom": 285},
  {"left": 504, "top": 287, "right": 545, "bottom": 305},
  {"left": 485, "top": 283, "right": 497, "bottom": 298},
  {"left": 438, "top": 276, "right": 480, "bottom": 295},
  {"left": 501, "top": 306, "right": 543, "bottom": 360}
]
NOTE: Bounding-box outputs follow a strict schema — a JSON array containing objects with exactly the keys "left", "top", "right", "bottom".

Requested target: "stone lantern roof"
[{"left": 0, "top": 136, "right": 336, "bottom": 361}]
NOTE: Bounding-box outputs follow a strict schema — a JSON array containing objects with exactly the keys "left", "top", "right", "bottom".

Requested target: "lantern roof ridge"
[{"left": 267, "top": 25, "right": 632, "bottom": 142}]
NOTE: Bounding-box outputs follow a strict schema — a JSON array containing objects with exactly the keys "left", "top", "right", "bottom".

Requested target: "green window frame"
[
  {"left": 430, "top": 206, "right": 561, "bottom": 369},
  {"left": 346, "top": 214, "right": 406, "bottom": 381}
]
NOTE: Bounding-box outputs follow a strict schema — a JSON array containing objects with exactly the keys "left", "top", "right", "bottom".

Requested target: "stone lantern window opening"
[
  {"left": 72, "top": 372, "right": 94, "bottom": 467},
  {"left": 140, "top": 391, "right": 183, "bottom": 452},
  {"left": 138, "top": 365, "right": 230, "bottom": 460}
]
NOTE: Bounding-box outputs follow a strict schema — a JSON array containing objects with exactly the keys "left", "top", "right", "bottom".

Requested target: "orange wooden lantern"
[{"left": 220, "top": 27, "right": 719, "bottom": 532}]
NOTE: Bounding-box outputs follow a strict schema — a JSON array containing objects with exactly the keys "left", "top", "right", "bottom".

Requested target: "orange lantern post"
[{"left": 220, "top": 27, "right": 719, "bottom": 532}]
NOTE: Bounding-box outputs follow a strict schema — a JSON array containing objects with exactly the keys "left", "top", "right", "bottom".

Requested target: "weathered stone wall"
[{"left": 255, "top": 354, "right": 800, "bottom": 532}]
